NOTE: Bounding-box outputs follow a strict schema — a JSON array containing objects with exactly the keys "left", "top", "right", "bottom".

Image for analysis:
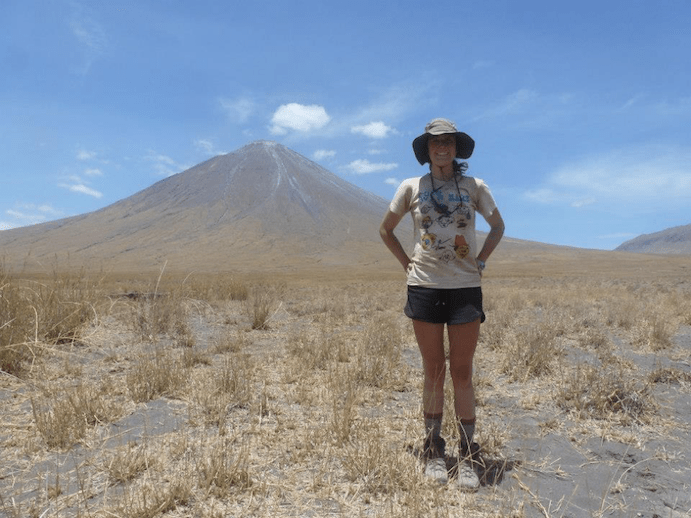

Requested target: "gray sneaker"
[
  {"left": 424, "top": 457, "right": 449, "bottom": 484},
  {"left": 454, "top": 461, "right": 480, "bottom": 491},
  {"left": 422, "top": 435, "right": 448, "bottom": 484}
]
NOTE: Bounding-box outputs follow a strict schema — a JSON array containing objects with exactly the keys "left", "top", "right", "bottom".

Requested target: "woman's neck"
[{"left": 430, "top": 163, "right": 454, "bottom": 181}]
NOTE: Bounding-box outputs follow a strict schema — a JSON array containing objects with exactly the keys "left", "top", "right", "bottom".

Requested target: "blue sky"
[{"left": 2, "top": 0, "right": 690, "bottom": 250}]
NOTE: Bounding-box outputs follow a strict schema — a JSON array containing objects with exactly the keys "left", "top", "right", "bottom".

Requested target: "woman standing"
[{"left": 379, "top": 118, "right": 504, "bottom": 490}]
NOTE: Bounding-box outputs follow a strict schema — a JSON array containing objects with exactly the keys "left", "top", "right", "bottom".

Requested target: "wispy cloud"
[
  {"left": 346, "top": 159, "right": 398, "bottom": 175},
  {"left": 650, "top": 95, "right": 691, "bottom": 118},
  {"left": 76, "top": 148, "right": 97, "bottom": 160},
  {"left": 524, "top": 144, "right": 691, "bottom": 210},
  {"left": 2, "top": 204, "right": 64, "bottom": 229},
  {"left": 66, "top": 184, "right": 103, "bottom": 198},
  {"left": 384, "top": 177, "right": 401, "bottom": 187},
  {"left": 473, "top": 88, "right": 576, "bottom": 129},
  {"left": 68, "top": 4, "right": 107, "bottom": 74},
  {"left": 620, "top": 93, "right": 646, "bottom": 111},
  {"left": 194, "top": 139, "right": 226, "bottom": 156},
  {"left": 58, "top": 175, "right": 103, "bottom": 198},
  {"left": 356, "top": 82, "right": 434, "bottom": 122},
  {"left": 146, "top": 152, "right": 191, "bottom": 176},
  {"left": 313, "top": 149, "right": 336, "bottom": 161},
  {"left": 477, "top": 88, "right": 539, "bottom": 120},
  {"left": 270, "top": 103, "right": 331, "bottom": 135},
  {"left": 84, "top": 168, "right": 103, "bottom": 176},
  {"left": 219, "top": 97, "right": 255, "bottom": 123},
  {"left": 351, "top": 121, "right": 396, "bottom": 139}
]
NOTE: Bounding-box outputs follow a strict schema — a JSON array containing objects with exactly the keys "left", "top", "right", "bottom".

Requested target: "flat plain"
[{"left": 1, "top": 251, "right": 691, "bottom": 518}]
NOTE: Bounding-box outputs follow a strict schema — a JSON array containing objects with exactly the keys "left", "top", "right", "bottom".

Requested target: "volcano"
[{"left": 0, "top": 141, "right": 405, "bottom": 274}]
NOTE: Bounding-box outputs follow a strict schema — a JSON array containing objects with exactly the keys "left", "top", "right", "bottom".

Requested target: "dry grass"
[{"left": 1, "top": 259, "right": 691, "bottom": 517}]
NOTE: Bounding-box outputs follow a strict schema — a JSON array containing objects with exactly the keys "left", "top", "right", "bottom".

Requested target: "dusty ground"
[{"left": 1, "top": 271, "right": 690, "bottom": 518}]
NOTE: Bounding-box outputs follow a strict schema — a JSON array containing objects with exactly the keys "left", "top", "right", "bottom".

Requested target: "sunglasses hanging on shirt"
[{"left": 430, "top": 173, "right": 465, "bottom": 217}]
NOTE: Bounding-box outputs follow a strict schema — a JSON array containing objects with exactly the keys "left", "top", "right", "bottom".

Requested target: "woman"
[{"left": 379, "top": 118, "right": 504, "bottom": 490}]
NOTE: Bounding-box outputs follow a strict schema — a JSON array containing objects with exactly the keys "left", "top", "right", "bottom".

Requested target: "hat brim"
[{"left": 412, "top": 132, "right": 475, "bottom": 165}]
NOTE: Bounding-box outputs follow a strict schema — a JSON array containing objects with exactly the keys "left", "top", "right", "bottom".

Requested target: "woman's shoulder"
[
  {"left": 396, "top": 175, "right": 426, "bottom": 190},
  {"left": 460, "top": 174, "right": 488, "bottom": 188}
]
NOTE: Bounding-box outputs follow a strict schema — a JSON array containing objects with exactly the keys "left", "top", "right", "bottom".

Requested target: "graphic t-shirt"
[{"left": 389, "top": 173, "right": 497, "bottom": 288}]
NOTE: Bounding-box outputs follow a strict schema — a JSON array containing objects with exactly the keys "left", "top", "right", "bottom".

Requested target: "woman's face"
[{"left": 428, "top": 134, "right": 456, "bottom": 168}]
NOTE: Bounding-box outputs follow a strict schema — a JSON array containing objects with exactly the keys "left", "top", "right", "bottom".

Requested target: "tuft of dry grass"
[
  {"left": 126, "top": 348, "right": 189, "bottom": 403},
  {"left": 556, "top": 364, "right": 655, "bottom": 424},
  {"left": 1, "top": 268, "right": 102, "bottom": 376},
  {"left": 501, "top": 322, "right": 562, "bottom": 381}
]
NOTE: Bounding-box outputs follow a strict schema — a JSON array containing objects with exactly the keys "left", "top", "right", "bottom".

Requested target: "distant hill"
[
  {"left": 615, "top": 224, "right": 691, "bottom": 255},
  {"left": 0, "top": 141, "right": 407, "bottom": 274}
]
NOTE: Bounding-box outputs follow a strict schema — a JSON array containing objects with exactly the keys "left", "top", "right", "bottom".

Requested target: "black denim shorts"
[{"left": 404, "top": 286, "right": 485, "bottom": 325}]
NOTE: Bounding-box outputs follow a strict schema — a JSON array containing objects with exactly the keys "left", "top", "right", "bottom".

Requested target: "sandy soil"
[{"left": 1, "top": 280, "right": 690, "bottom": 518}]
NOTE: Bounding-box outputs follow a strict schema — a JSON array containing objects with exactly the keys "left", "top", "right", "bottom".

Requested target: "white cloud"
[
  {"left": 270, "top": 103, "right": 331, "bottom": 135},
  {"left": 346, "top": 159, "right": 398, "bottom": 175},
  {"left": 474, "top": 88, "right": 576, "bottom": 129},
  {"left": 479, "top": 89, "right": 538, "bottom": 120},
  {"left": 69, "top": 6, "right": 107, "bottom": 74},
  {"left": 523, "top": 188, "right": 562, "bottom": 204},
  {"left": 351, "top": 121, "right": 395, "bottom": 139},
  {"left": 219, "top": 97, "right": 255, "bottom": 123},
  {"left": 313, "top": 149, "right": 336, "bottom": 161},
  {"left": 84, "top": 168, "right": 103, "bottom": 176},
  {"left": 71, "top": 184, "right": 103, "bottom": 197},
  {"left": 570, "top": 197, "right": 596, "bottom": 208},
  {"left": 620, "top": 93, "right": 645, "bottom": 111},
  {"left": 146, "top": 152, "right": 191, "bottom": 176},
  {"left": 59, "top": 181, "right": 103, "bottom": 198},
  {"left": 525, "top": 145, "right": 691, "bottom": 210},
  {"left": 384, "top": 177, "right": 401, "bottom": 187},
  {"left": 356, "top": 82, "right": 433, "bottom": 123},
  {"left": 77, "top": 149, "right": 97, "bottom": 160},
  {"left": 3, "top": 204, "right": 64, "bottom": 229},
  {"left": 195, "top": 139, "right": 226, "bottom": 156}
]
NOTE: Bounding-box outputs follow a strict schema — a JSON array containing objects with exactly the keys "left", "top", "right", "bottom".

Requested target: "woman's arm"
[
  {"left": 477, "top": 209, "right": 505, "bottom": 264},
  {"left": 379, "top": 210, "right": 411, "bottom": 272}
]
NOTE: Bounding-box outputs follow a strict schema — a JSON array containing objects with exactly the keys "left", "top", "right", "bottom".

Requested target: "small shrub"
[
  {"left": 557, "top": 365, "right": 654, "bottom": 424},
  {"left": 196, "top": 437, "right": 252, "bottom": 497},
  {"left": 126, "top": 350, "right": 189, "bottom": 403},
  {"left": 341, "top": 421, "right": 413, "bottom": 495},
  {"left": 648, "top": 367, "right": 691, "bottom": 384},
  {"left": 104, "top": 442, "right": 155, "bottom": 483},
  {"left": 1, "top": 271, "right": 101, "bottom": 375},
  {"left": 212, "top": 329, "right": 247, "bottom": 354},
  {"left": 328, "top": 367, "right": 360, "bottom": 446},
  {"left": 31, "top": 394, "right": 87, "bottom": 450},
  {"left": 353, "top": 316, "right": 405, "bottom": 389},
  {"left": 637, "top": 311, "right": 675, "bottom": 351},
  {"left": 67, "top": 381, "right": 124, "bottom": 425},
  {"left": 502, "top": 323, "right": 560, "bottom": 381},
  {"left": 244, "top": 282, "right": 285, "bottom": 330},
  {"left": 133, "top": 293, "right": 187, "bottom": 341}
]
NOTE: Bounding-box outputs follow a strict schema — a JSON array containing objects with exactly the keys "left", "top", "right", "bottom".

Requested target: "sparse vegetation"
[{"left": 1, "top": 263, "right": 690, "bottom": 517}]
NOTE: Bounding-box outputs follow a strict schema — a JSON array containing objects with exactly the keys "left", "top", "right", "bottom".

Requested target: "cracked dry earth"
[{"left": 1, "top": 280, "right": 690, "bottom": 518}]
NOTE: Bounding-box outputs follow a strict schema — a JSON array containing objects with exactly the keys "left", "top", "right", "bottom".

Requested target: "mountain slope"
[
  {"left": 615, "top": 224, "right": 691, "bottom": 255},
  {"left": 0, "top": 141, "right": 399, "bottom": 273}
]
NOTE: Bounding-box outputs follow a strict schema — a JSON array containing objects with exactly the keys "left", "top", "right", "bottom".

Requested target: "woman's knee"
[
  {"left": 423, "top": 360, "right": 446, "bottom": 383},
  {"left": 450, "top": 364, "right": 473, "bottom": 387}
]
